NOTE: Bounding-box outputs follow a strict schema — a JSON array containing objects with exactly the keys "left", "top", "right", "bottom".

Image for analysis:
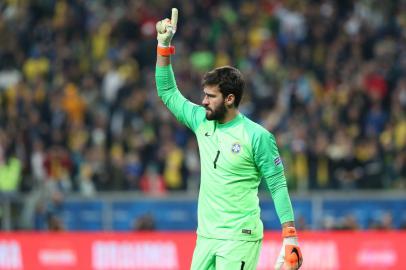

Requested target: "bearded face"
[
  {"left": 205, "top": 100, "right": 227, "bottom": 121},
  {"left": 202, "top": 85, "right": 228, "bottom": 121}
]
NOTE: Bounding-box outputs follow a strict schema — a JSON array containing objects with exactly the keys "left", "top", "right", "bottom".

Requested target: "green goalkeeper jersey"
[{"left": 156, "top": 65, "right": 294, "bottom": 241}]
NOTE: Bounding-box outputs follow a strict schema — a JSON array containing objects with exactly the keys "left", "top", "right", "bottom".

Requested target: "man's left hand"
[{"left": 274, "top": 227, "right": 303, "bottom": 270}]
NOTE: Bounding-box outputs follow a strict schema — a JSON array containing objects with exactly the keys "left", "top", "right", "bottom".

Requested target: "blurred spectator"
[
  {"left": 321, "top": 214, "right": 360, "bottom": 230},
  {"left": 47, "top": 214, "right": 64, "bottom": 232},
  {"left": 400, "top": 218, "right": 406, "bottom": 230},
  {"left": 0, "top": 152, "right": 21, "bottom": 192},
  {"left": 139, "top": 164, "right": 166, "bottom": 196},
  {"left": 133, "top": 213, "right": 156, "bottom": 231},
  {"left": 368, "top": 212, "right": 395, "bottom": 230},
  {"left": 43, "top": 145, "right": 72, "bottom": 193},
  {"left": 123, "top": 151, "right": 143, "bottom": 190},
  {"left": 321, "top": 215, "right": 338, "bottom": 230},
  {"left": 33, "top": 189, "right": 65, "bottom": 231},
  {"left": 339, "top": 214, "right": 360, "bottom": 230},
  {"left": 0, "top": 0, "right": 404, "bottom": 201},
  {"left": 356, "top": 138, "right": 385, "bottom": 189},
  {"left": 160, "top": 140, "right": 187, "bottom": 191},
  {"left": 295, "top": 215, "right": 309, "bottom": 231}
]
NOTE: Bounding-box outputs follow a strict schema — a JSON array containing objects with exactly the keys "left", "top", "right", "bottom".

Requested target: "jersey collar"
[{"left": 217, "top": 113, "right": 243, "bottom": 129}]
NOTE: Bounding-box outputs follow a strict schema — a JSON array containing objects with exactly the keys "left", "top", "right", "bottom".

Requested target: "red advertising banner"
[{"left": 0, "top": 231, "right": 405, "bottom": 269}]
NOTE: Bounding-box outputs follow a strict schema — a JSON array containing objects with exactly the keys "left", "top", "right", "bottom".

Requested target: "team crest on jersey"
[{"left": 231, "top": 142, "right": 241, "bottom": 154}]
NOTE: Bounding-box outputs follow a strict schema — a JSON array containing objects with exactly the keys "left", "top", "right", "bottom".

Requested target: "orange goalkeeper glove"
[{"left": 274, "top": 227, "right": 303, "bottom": 270}]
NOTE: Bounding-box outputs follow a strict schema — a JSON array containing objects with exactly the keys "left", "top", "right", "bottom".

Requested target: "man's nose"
[{"left": 202, "top": 96, "right": 209, "bottom": 105}]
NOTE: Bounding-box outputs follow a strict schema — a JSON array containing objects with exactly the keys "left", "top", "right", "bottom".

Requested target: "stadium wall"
[{"left": 2, "top": 191, "right": 405, "bottom": 231}]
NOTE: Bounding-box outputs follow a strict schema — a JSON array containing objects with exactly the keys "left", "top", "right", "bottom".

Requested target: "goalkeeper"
[{"left": 155, "top": 8, "right": 303, "bottom": 270}]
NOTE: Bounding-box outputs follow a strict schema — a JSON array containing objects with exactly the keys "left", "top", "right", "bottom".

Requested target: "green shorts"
[{"left": 190, "top": 235, "right": 262, "bottom": 270}]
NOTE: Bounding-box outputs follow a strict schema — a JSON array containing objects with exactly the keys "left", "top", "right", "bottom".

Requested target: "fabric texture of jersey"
[
  {"left": 156, "top": 65, "right": 294, "bottom": 241},
  {"left": 190, "top": 236, "right": 262, "bottom": 270}
]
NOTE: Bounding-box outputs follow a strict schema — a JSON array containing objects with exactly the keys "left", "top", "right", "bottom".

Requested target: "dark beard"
[{"left": 206, "top": 103, "right": 227, "bottom": 121}]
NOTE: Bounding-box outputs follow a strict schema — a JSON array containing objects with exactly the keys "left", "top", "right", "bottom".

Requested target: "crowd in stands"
[{"left": 0, "top": 0, "right": 405, "bottom": 203}]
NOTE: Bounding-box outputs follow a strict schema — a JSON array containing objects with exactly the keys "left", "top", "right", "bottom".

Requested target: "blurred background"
[
  {"left": 0, "top": 0, "right": 405, "bottom": 235},
  {"left": 1, "top": 1, "right": 406, "bottom": 268}
]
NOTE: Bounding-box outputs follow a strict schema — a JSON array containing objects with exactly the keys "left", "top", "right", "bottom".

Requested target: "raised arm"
[{"left": 155, "top": 8, "right": 205, "bottom": 132}]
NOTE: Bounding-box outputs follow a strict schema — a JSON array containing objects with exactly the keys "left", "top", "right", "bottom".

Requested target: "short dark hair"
[{"left": 202, "top": 66, "right": 245, "bottom": 107}]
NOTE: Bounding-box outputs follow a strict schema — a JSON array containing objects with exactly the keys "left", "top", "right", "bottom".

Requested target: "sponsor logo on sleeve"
[{"left": 274, "top": 157, "right": 282, "bottom": 166}]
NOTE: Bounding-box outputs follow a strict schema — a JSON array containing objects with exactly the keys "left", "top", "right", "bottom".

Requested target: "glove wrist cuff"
[
  {"left": 157, "top": 45, "right": 175, "bottom": 56},
  {"left": 282, "top": 226, "right": 297, "bottom": 238}
]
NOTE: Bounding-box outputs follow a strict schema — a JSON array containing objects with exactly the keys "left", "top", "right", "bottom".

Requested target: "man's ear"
[{"left": 225, "top": 94, "right": 235, "bottom": 107}]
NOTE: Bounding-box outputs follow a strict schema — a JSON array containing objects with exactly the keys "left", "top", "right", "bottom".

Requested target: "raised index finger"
[{"left": 171, "top": 8, "right": 178, "bottom": 29}]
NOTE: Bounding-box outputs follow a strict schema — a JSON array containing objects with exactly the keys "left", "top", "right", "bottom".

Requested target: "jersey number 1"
[{"left": 213, "top": 150, "right": 220, "bottom": 169}]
